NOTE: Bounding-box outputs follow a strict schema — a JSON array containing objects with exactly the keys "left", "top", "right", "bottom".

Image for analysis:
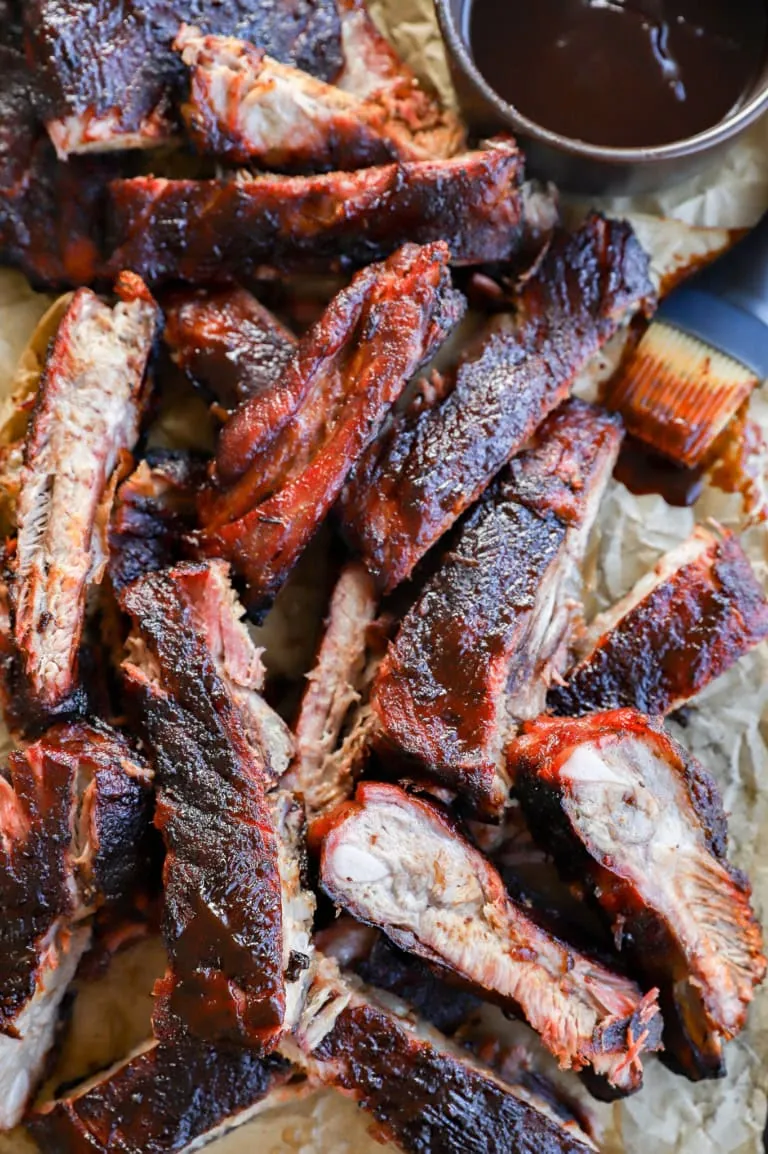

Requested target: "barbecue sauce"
[{"left": 468, "top": 0, "right": 768, "bottom": 148}]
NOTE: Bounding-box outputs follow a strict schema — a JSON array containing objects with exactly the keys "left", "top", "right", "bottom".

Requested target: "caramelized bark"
[
  {"left": 121, "top": 563, "right": 299, "bottom": 1050},
  {"left": 317, "top": 783, "right": 662, "bottom": 1092},
  {"left": 106, "top": 141, "right": 525, "bottom": 283},
  {"left": 371, "top": 399, "right": 622, "bottom": 817},
  {"left": 510, "top": 710, "right": 767, "bottom": 1080},
  {"left": 298, "top": 960, "right": 600, "bottom": 1151},
  {"left": 6, "top": 276, "right": 158, "bottom": 725},
  {"left": 192, "top": 243, "right": 465, "bottom": 610},
  {"left": 25, "top": 0, "right": 343, "bottom": 158},
  {"left": 175, "top": 26, "right": 462, "bottom": 170},
  {"left": 339, "top": 214, "right": 654, "bottom": 592},
  {"left": 28, "top": 1041, "right": 293, "bottom": 1153},
  {"left": 548, "top": 526, "right": 768, "bottom": 717},
  {"left": 163, "top": 287, "right": 296, "bottom": 410}
]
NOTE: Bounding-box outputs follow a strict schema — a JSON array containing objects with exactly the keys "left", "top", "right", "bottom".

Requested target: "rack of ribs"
[
  {"left": 121, "top": 561, "right": 312, "bottom": 1051},
  {"left": 4, "top": 273, "right": 159, "bottom": 728},
  {"left": 509, "top": 710, "right": 767, "bottom": 1080},
  {"left": 106, "top": 140, "right": 525, "bottom": 283},
  {"left": 547, "top": 525, "right": 768, "bottom": 717},
  {"left": 316, "top": 783, "right": 662, "bottom": 1093},
  {"left": 339, "top": 213, "right": 654, "bottom": 592},
  {"left": 192, "top": 242, "right": 466, "bottom": 611},
  {"left": 371, "top": 399, "right": 623, "bottom": 818},
  {"left": 0, "top": 721, "right": 152, "bottom": 1129}
]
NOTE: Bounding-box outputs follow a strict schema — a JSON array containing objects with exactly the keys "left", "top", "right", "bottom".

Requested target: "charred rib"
[
  {"left": 7, "top": 274, "right": 158, "bottom": 723},
  {"left": 547, "top": 525, "right": 768, "bottom": 718},
  {"left": 509, "top": 710, "right": 767, "bottom": 1080},
  {"left": 339, "top": 214, "right": 653, "bottom": 592},
  {"left": 371, "top": 399, "right": 623, "bottom": 818},
  {"left": 106, "top": 141, "right": 525, "bottom": 283},
  {"left": 317, "top": 782, "right": 662, "bottom": 1092},
  {"left": 193, "top": 243, "right": 465, "bottom": 610}
]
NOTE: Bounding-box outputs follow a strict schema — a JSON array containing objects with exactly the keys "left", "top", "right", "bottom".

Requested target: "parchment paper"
[{"left": 1, "top": 3, "right": 768, "bottom": 1149}]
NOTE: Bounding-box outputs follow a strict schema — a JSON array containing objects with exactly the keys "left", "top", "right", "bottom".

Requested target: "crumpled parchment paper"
[{"left": 1, "top": 2, "right": 768, "bottom": 1149}]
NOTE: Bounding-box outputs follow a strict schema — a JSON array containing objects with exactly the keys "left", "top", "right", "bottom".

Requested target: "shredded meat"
[
  {"left": 175, "top": 24, "right": 462, "bottom": 170},
  {"left": 106, "top": 140, "right": 525, "bottom": 283},
  {"left": 548, "top": 525, "right": 768, "bottom": 717},
  {"left": 339, "top": 214, "right": 654, "bottom": 592},
  {"left": 509, "top": 710, "right": 767, "bottom": 1080},
  {"left": 25, "top": 0, "right": 343, "bottom": 159},
  {"left": 7, "top": 274, "right": 158, "bottom": 724},
  {"left": 295, "top": 956, "right": 600, "bottom": 1151},
  {"left": 27, "top": 1040, "right": 294, "bottom": 1152},
  {"left": 121, "top": 562, "right": 311, "bottom": 1050},
  {"left": 0, "top": 721, "right": 152, "bottom": 1129},
  {"left": 371, "top": 399, "right": 623, "bottom": 818},
  {"left": 316, "top": 783, "right": 662, "bottom": 1092},
  {"left": 191, "top": 243, "right": 465, "bottom": 611},
  {"left": 163, "top": 287, "right": 297, "bottom": 411}
]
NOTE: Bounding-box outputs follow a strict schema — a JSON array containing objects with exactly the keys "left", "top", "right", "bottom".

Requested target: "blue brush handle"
[{"left": 659, "top": 210, "right": 768, "bottom": 378}]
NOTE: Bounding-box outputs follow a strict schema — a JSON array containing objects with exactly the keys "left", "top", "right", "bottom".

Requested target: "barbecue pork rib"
[
  {"left": 108, "top": 451, "right": 206, "bottom": 596},
  {"left": 371, "top": 399, "right": 623, "bottom": 818},
  {"left": 163, "top": 287, "right": 297, "bottom": 411},
  {"left": 175, "top": 24, "right": 462, "bottom": 170},
  {"left": 5, "top": 274, "right": 159, "bottom": 726},
  {"left": 547, "top": 525, "right": 768, "bottom": 718},
  {"left": 27, "top": 1040, "right": 295, "bottom": 1153},
  {"left": 316, "top": 782, "right": 662, "bottom": 1092},
  {"left": 121, "top": 562, "right": 311, "bottom": 1050},
  {"left": 192, "top": 243, "right": 465, "bottom": 610},
  {"left": 293, "top": 957, "right": 600, "bottom": 1152},
  {"left": 0, "top": 721, "right": 152, "bottom": 1130},
  {"left": 106, "top": 140, "right": 524, "bottom": 283},
  {"left": 25, "top": 0, "right": 343, "bottom": 160},
  {"left": 282, "top": 561, "right": 378, "bottom": 814},
  {"left": 339, "top": 214, "right": 654, "bottom": 593},
  {"left": 509, "top": 710, "right": 767, "bottom": 1080}
]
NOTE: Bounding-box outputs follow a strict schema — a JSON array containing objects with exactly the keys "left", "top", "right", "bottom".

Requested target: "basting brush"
[{"left": 606, "top": 212, "right": 768, "bottom": 468}]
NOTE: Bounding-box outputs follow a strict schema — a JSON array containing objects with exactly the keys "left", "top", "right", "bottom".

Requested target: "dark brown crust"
[
  {"left": 339, "top": 214, "right": 654, "bottom": 592},
  {"left": 106, "top": 141, "right": 525, "bottom": 284},
  {"left": 510, "top": 710, "right": 767, "bottom": 1081},
  {"left": 121, "top": 565, "right": 285, "bottom": 1050},
  {"left": 371, "top": 400, "right": 623, "bottom": 816},
  {"left": 163, "top": 287, "right": 297, "bottom": 411},
  {"left": 108, "top": 451, "right": 207, "bottom": 596},
  {"left": 313, "top": 999, "right": 597, "bottom": 1153},
  {"left": 25, "top": 0, "right": 344, "bottom": 130},
  {"left": 547, "top": 531, "right": 768, "bottom": 717},
  {"left": 27, "top": 1042, "right": 293, "bottom": 1153},
  {"left": 192, "top": 243, "right": 465, "bottom": 611}
]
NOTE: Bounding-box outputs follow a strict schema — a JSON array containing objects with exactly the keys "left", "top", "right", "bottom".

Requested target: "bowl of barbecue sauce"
[{"left": 436, "top": 0, "right": 768, "bottom": 194}]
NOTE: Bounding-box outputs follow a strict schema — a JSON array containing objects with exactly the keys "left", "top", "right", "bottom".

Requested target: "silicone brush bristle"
[{"left": 607, "top": 321, "right": 757, "bottom": 468}]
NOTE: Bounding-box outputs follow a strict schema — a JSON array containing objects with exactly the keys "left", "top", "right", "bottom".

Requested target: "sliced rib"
[
  {"left": 317, "top": 783, "right": 662, "bottom": 1092},
  {"left": 371, "top": 399, "right": 623, "bottom": 818},
  {"left": 192, "top": 243, "right": 466, "bottom": 610},
  {"left": 294, "top": 957, "right": 600, "bottom": 1151},
  {"left": 175, "top": 25, "right": 462, "bottom": 170},
  {"left": 7, "top": 273, "right": 159, "bottom": 722},
  {"left": 339, "top": 214, "right": 654, "bottom": 592},
  {"left": 163, "top": 286, "right": 297, "bottom": 411},
  {"left": 282, "top": 562, "right": 378, "bottom": 812},
  {"left": 509, "top": 710, "right": 767, "bottom": 1080},
  {"left": 106, "top": 140, "right": 525, "bottom": 283},
  {"left": 25, "top": 0, "right": 343, "bottom": 160},
  {"left": 0, "top": 721, "right": 152, "bottom": 1130},
  {"left": 27, "top": 1040, "right": 295, "bottom": 1153},
  {"left": 108, "top": 451, "right": 207, "bottom": 596},
  {"left": 547, "top": 525, "right": 768, "bottom": 718},
  {"left": 121, "top": 562, "right": 312, "bottom": 1050}
]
